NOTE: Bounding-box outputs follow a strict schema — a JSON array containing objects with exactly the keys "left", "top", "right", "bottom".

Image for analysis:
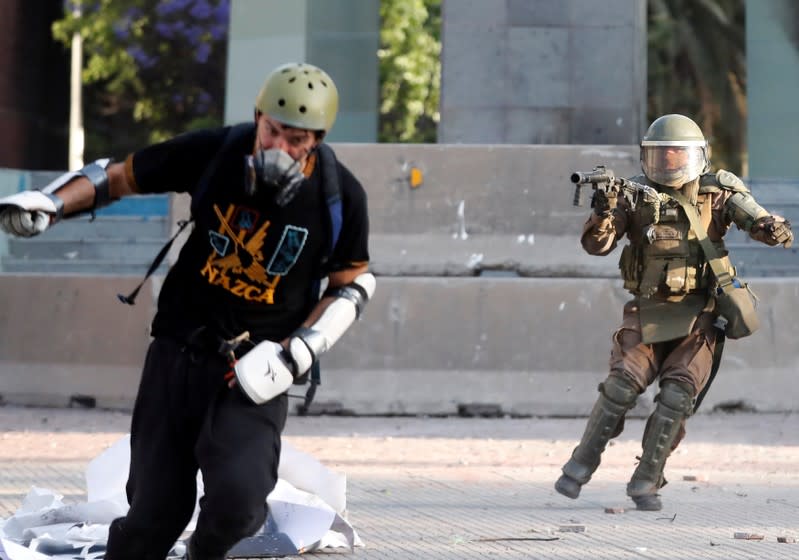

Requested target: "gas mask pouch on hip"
[{"left": 245, "top": 148, "right": 306, "bottom": 206}]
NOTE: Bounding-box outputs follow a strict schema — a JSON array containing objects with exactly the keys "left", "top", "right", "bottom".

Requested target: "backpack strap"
[
  {"left": 316, "top": 143, "right": 343, "bottom": 263},
  {"left": 118, "top": 123, "right": 254, "bottom": 305},
  {"left": 297, "top": 143, "right": 344, "bottom": 414},
  {"left": 669, "top": 190, "right": 736, "bottom": 292},
  {"left": 191, "top": 122, "right": 255, "bottom": 218}
]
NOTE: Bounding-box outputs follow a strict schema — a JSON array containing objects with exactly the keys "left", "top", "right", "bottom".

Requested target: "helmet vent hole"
[
  {"left": 308, "top": 82, "right": 314, "bottom": 89},
  {"left": 321, "top": 80, "right": 328, "bottom": 88},
  {"left": 299, "top": 105, "right": 307, "bottom": 113},
  {"left": 288, "top": 77, "right": 296, "bottom": 83},
  {"left": 278, "top": 99, "right": 285, "bottom": 107}
]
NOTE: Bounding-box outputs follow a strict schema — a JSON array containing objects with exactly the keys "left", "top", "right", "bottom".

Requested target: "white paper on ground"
[
  {"left": 277, "top": 443, "right": 347, "bottom": 514},
  {"left": 0, "top": 538, "right": 50, "bottom": 560},
  {"left": 267, "top": 479, "right": 336, "bottom": 552},
  {"left": 0, "top": 435, "right": 359, "bottom": 559}
]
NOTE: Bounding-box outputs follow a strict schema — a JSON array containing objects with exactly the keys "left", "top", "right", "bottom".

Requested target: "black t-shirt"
[{"left": 130, "top": 124, "right": 370, "bottom": 343}]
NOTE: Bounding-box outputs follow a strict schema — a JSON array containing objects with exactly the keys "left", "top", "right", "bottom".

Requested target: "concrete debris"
[
  {"left": 777, "top": 536, "right": 796, "bottom": 543},
  {"left": 734, "top": 532, "right": 764, "bottom": 540},
  {"left": 682, "top": 474, "right": 708, "bottom": 482},
  {"left": 604, "top": 507, "right": 625, "bottom": 514}
]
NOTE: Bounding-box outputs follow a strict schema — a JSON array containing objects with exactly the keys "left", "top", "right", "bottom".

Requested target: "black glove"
[
  {"left": 758, "top": 216, "right": 793, "bottom": 248},
  {"left": 590, "top": 190, "right": 614, "bottom": 216}
]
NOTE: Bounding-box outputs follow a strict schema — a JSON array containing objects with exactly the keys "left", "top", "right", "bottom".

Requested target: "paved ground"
[{"left": 1, "top": 405, "right": 798, "bottom": 559}]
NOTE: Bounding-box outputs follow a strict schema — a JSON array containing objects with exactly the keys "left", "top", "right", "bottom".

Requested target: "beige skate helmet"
[{"left": 255, "top": 62, "right": 339, "bottom": 135}]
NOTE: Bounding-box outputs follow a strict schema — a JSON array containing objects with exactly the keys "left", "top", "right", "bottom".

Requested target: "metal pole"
[{"left": 68, "top": 2, "right": 84, "bottom": 170}]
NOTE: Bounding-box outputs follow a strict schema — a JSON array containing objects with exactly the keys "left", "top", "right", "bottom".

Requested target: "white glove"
[
  {"left": 0, "top": 191, "right": 60, "bottom": 238},
  {"left": 233, "top": 340, "right": 295, "bottom": 405},
  {"left": 0, "top": 207, "right": 50, "bottom": 238}
]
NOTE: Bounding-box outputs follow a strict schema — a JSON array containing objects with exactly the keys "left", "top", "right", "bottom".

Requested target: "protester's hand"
[
  {"left": 755, "top": 215, "right": 793, "bottom": 248},
  {"left": 0, "top": 191, "right": 61, "bottom": 238},
  {"left": 232, "top": 340, "right": 295, "bottom": 404},
  {"left": 0, "top": 207, "right": 50, "bottom": 238},
  {"left": 591, "top": 190, "right": 613, "bottom": 216}
]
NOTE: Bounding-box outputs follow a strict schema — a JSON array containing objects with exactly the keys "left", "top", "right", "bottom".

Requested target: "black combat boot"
[
  {"left": 184, "top": 534, "right": 226, "bottom": 560},
  {"left": 555, "top": 375, "right": 639, "bottom": 499},
  {"left": 626, "top": 381, "right": 694, "bottom": 511}
]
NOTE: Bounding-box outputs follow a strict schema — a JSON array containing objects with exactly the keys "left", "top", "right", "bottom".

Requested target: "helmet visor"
[{"left": 641, "top": 144, "right": 706, "bottom": 187}]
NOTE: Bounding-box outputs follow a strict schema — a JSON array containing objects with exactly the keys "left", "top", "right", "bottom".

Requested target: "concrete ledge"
[
  {"left": 2, "top": 274, "right": 795, "bottom": 416},
  {"left": 370, "top": 233, "right": 618, "bottom": 277}
]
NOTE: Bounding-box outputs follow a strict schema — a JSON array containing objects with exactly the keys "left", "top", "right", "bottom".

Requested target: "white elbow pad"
[{"left": 287, "top": 272, "right": 376, "bottom": 376}]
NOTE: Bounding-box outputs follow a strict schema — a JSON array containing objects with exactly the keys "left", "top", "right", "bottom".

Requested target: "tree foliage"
[
  {"left": 377, "top": 0, "right": 441, "bottom": 143},
  {"left": 52, "top": 0, "right": 229, "bottom": 160},
  {"left": 647, "top": 0, "right": 746, "bottom": 173},
  {"left": 54, "top": 0, "right": 747, "bottom": 157}
]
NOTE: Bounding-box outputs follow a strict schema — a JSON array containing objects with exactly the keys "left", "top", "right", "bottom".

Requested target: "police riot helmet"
[
  {"left": 640, "top": 114, "right": 710, "bottom": 187},
  {"left": 255, "top": 62, "right": 339, "bottom": 135}
]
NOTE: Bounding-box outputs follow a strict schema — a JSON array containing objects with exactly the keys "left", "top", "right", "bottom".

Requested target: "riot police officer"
[{"left": 554, "top": 114, "right": 793, "bottom": 511}]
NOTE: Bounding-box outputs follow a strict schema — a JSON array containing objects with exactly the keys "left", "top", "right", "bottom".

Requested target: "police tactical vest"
[{"left": 618, "top": 174, "right": 735, "bottom": 300}]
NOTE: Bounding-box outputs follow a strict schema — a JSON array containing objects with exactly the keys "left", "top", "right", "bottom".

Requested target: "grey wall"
[
  {"left": 3, "top": 144, "right": 798, "bottom": 416},
  {"left": 746, "top": 0, "right": 799, "bottom": 179},
  {"left": 225, "top": 0, "right": 379, "bottom": 142},
  {"left": 439, "top": 0, "right": 647, "bottom": 145}
]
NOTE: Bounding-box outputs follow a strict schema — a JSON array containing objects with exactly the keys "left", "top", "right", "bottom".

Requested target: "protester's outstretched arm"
[{"left": 0, "top": 159, "right": 137, "bottom": 237}]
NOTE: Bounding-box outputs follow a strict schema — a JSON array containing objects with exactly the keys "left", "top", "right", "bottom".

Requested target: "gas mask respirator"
[{"left": 245, "top": 148, "right": 307, "bottom": 206}]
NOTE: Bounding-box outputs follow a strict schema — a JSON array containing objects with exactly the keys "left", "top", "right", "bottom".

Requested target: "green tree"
[
  {"left": 52, "top": 0, "right": 229, "bottom": 160},
  {"left": 647, "top": 0, "right": 746, "bottom": 173},
  {"left": 378, "top": 0, "right": 441, "bottom": 143}
]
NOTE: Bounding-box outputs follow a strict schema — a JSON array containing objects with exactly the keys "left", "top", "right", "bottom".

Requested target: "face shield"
[{"left": 640, "top": 142, "right": 708, "bottom": 187}]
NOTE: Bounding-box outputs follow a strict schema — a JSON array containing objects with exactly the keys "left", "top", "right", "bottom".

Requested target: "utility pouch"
[
  {"left": 664, "top": 258, "right": 689, "bottom": 294},
  {"left": 671, "top": 191, "right": 761, "bottom": 339},
  {"left": 618, "top": 245, "right": 640, "bottom": 291},
  {"left": 714, "top": 280, "right": 760, "bottom": 339}
]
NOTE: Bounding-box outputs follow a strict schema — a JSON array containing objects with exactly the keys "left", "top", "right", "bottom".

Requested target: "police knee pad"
[
  {"left": 657, "top": 381, "right": 694, "bottom": 416},
  {"left": 600, "top": 375, "right": 639, "bottom": 407}
]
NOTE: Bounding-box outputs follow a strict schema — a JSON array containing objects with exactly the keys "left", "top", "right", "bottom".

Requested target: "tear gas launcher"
[{"left": 570, "top": 165, "right": 659, "bottom": 211}]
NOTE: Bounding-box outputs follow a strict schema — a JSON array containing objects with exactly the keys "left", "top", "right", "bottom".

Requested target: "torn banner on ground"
[{"left": 0, "top": 435, "right": 361, "bottom": 559}]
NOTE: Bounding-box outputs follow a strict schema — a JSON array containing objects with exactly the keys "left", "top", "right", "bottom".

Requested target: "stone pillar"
[
  {"left": 439, "top": 0, "right": 646, "bottom": 145},
  {"left": 225, "top": 0, "right": 379, "bottom": 142},
  {"left": 746, "top": 0, "right": 799, "bottom": 179}
]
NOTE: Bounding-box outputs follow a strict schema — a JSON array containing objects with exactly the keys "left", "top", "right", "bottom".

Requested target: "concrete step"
[
  {"left": 727, "top": 246, "right": 799, "bottom": 277},
  {"left": 368, "top": 233, "right": 799, "bottom": 278},
  {"left": 0, "top": 257, "right": 169, "bottom": 275},
  {"left": 7, "top": 237, "right": 170, "bottom": 262},
  {"left": 368, "top": 233, "right": 619, "bottom": 277},
  {"left": 39, "top": 215, "right": 171, "bottom": 238},
  {"left": 1, "top": 215, "right": 174, "bottom": 274}
]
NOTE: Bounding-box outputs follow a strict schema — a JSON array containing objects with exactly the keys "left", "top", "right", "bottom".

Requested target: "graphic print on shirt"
[
  {"left": 266, "top": 225, "right": 308, "bottom": 275},
  {"left": 200, "top": 204, "right": 280, "bottom": 304}
]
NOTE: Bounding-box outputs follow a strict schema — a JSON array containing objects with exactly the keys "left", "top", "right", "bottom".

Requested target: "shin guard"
[
  {"left": 560, "top": 376, "right": 639, "bottom": 487},
  {"left": 627, "top": 381, "right": 694, "bottom": 499}
]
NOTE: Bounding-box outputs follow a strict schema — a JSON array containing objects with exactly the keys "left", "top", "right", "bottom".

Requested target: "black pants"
[{"left": 105, "top": 337, "right": 288, "bottom": 560}]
